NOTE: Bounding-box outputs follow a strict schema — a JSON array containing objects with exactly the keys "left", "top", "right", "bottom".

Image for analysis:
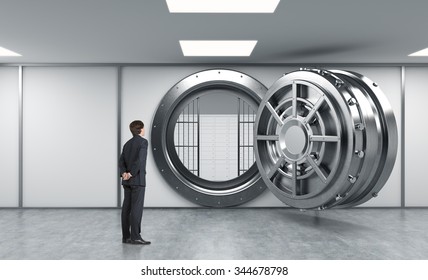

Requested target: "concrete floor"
[{"left": 0, "top": 208, "right": 427, "bottom": 260}]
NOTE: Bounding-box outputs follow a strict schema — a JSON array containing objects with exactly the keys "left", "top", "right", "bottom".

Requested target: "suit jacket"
[{"left": 119, "top": 135, "right": 148, "bottom": 186}]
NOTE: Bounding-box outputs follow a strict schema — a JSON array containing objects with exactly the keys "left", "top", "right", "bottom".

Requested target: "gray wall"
[
  {"left": 345, "top": 67, "right": 402, "bottom": 207},
  {"left": 405, "top": 67, "right": 428, "bottom": 207},
  {"left": 0, "top": 67, "right": 19, "bottom": 207},
  {"left": 0, "top": 64, "right": 418, "bottom": 207},
  {"left": 22, "top": 67, "right": 118, "bottom": 207}
]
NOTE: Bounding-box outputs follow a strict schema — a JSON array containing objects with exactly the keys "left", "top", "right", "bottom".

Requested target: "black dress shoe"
[
  {"left": 131, "top": 239, "right": 151, "bottom": 245},
  {"left": 122, "top": 238, "right": 131, "bottom": 244}
]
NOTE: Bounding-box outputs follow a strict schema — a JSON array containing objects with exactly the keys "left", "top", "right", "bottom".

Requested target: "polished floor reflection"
[{"left": 0, "top": 208, "right": 427, "bottom": 259}]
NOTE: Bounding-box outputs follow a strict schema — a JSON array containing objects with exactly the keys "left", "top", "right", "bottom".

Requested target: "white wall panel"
[
  {"left": 23, "top": 67, "right": 117, "bottom": 207},
  {"left": 405, "top": 67, "right": 428, "bottom": 206},
  {"left": 0, "top": 67, "right": 19, "bottom": 207},
  {"left": 344, "top": 67, "right": 402, "bottom": 207}
]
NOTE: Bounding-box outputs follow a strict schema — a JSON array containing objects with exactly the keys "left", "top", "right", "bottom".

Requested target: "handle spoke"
[
  {"left": 310, "top": 135, "right": 340, "bottom": 142},
  {"left": 291, "top": 162, "right": 300, "bottom": 196},
  {"left": 268, "top": 157, "right": 286, "bottom": 180},
  {"left": 303, "top": 96, "right": 325, "bottom": 125},
  {"left": 257, "top": 135, "right": 279, "bottom": 141},
  {"left": 292, "top": 83, "right": 298, "bottom": 118},
  {"left": 266, "top": 102, "right": 284, "bottom": 126},
  {"left": 306, "top": 155, "right": 327, "bottom": 183}
]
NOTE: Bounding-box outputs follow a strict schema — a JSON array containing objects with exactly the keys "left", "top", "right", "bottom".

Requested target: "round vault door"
[
  {"left": 153, "top": 68, "right": 398, "bottom": 209},
  {"left": 255, "top": 68, "right": 398, "bottom": 209},
  {"left": 151, "top": 69, "right": 267, "bottom": 207}
]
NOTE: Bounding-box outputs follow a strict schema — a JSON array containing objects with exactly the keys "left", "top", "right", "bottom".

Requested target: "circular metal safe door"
[{"left": 254, "top": 68, "right": 398, "bottom": 209}]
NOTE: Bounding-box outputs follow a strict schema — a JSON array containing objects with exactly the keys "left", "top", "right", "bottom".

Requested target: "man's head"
[{"left": 130, "top": 120, "right": 145, "bottom": 136}]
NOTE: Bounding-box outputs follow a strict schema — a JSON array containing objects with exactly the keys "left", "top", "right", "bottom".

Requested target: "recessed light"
[
  {"left": 409, "top": 47, "right": 428, "bottom": 56},
  {"left": 166, "top": 0, "right": 280, "bottom": 13},
  {"left": 179, "top": 40, "right": 257, "bottom": 56},
  {"left": 0, "top": 46, "right": 22, "bottom": 57}
]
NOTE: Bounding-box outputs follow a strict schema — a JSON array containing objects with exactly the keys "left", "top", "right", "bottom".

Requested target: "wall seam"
[
  {"left": 18, "top": 66, "right": 23, "bottom": 208},
  {"left": 401, "top": 66, "right": 406, "bottom": 208},
  {"left": 117, "top": 66, "right": 122, "bottom": 207}
]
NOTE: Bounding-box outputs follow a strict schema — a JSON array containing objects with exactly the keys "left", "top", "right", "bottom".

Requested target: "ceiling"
[{"left": 1, "top": 0, "right": 428, "bottom": 64}]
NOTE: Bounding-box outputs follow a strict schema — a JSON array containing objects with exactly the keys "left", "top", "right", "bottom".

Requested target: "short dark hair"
[{"left": 130, "top": 120, "right": 144, "bottom": 136}]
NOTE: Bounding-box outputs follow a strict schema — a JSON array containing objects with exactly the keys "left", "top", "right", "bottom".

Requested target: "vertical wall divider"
[
  {"left": 117, "top": 66, "right": 122, "bottom": 208},
  {"left": 18, "top": 66, "right": 23, "bottom": 208},
  {"left": 401, "top": 66, "right": 406, "bottom": 208}
]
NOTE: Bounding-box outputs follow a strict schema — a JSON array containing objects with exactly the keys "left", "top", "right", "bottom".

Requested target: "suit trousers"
[{"left": 121, "top": 185, "right": 146, "bottom": 240}]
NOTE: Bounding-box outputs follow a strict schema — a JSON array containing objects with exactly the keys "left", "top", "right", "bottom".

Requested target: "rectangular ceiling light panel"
[
  {"left": 409, "top": 47, "right": 428, "bottom": 56},
  {"left": 167, "top": 0, "right": 280, "bottom": 13},
  {"left": 0, "top": 46, "right": 22, "bottom": 57},
  {"left": 179, "top": 40, "right": 257, "bottom": 56}
]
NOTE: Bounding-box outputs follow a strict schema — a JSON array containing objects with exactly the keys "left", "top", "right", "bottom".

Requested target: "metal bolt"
[
  {"left": 355, "top": 150, "right": 365, "bottom": 158},
  {"left": 311, "top": 152, "right": 319, "bottom": 160},
  {"left": 348, "top": 175, "right": 357, "bottom": 183},
  {"left": 161, "top": 169, "right": 164, "bottom": 172},
  {"left": 355, "top": 123, "right": 365, "bottom": 130},
  {"left": 153, "top": 148, "right": 156, "bottom": 151},
  {"left": 372, "top": 192, "right": 378, "bottom": 197},
  {"left": 335, "top": 194, "right": 342, "bottom": 201},
  {"left": 373, "top": 82, "right": 378, "bottom": 87},
  {"left": 335, "top": 79, "right": 344, "bottom": 88},
  {"left": 348, "top": 98, "right": 357, "bottom": 106}
]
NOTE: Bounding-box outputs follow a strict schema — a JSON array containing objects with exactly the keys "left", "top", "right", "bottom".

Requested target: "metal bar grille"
[
  {"left": 238, "top": 98, "right": 256, "bottom": 175},
  {"left": 175, "top": 97, "right": 255, "bottom": 179},
  {"left": 175, "top": 98, "right": 200, "bottom": 175}
]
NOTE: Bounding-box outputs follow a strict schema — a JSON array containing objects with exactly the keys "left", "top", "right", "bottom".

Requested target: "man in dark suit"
[{"left": 119, "top": 120, "right": 150, "bottom": 245}]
